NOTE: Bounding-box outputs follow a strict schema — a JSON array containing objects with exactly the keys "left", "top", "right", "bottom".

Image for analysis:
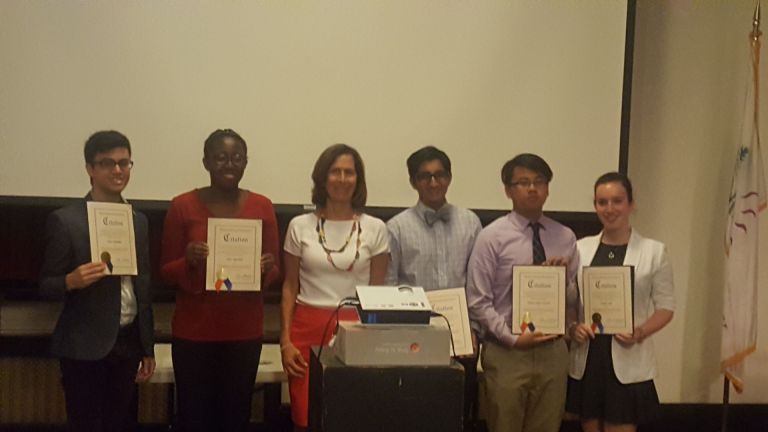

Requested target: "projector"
[{"left": 355, "top": 285, "right": 432, "bottom": 325}]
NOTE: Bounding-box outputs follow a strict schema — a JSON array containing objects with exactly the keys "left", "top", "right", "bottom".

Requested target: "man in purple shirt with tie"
[{"left": 466, "top": 153, "right": 579, "bottom": 432}]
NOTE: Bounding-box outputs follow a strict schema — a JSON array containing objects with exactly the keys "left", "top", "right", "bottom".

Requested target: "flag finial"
[{"left": 753, "top": 1, "right": 762, "bottom": 41}]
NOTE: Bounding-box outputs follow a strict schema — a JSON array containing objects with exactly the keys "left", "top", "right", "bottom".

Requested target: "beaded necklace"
[{"left": 315, "top": 214, "right": 362, "bottom": 272}]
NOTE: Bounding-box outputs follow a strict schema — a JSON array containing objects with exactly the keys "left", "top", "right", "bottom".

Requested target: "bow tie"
[{"left": 424, "top": 208, "right": 450, "bottom": 226}]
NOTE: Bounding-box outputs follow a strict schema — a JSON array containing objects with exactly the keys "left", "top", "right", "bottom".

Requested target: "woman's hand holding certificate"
[
  {"left": 185, "top": 241, "right": 209, "bottom": 268},
  {"left": 260, "top": 252, "right": 276, "bottom": 275}
]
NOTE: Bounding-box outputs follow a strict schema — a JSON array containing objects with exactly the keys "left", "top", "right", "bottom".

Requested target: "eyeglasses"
[
  {"left": 210, "top": 152, "right": 247, "bottom": 167},
  {"left": 414, "top": 171, "right": 451, "bottom": 183},
  {"left": 91, "top": 159, "right": 134, "bottom": 170},
  {"left": 509, "top": 179, "right": 548, "bottom": 189}
]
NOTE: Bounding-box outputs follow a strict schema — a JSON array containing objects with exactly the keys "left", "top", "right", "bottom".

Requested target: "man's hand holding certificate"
[{"left": 206, "top": 218, "right": 262, "bottom": 292}]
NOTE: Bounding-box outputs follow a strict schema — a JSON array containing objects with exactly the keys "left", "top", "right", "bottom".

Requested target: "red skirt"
[{"left": 288, "top": 303, "right": 359, "bottom": 427}]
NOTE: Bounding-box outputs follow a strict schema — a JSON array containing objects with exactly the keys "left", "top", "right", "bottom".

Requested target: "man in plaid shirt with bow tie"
[{"left": 386, "top": 145, "right": 482, "bottom": 427}]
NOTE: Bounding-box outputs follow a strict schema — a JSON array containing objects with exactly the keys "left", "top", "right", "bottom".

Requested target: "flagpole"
[{"left": 721, "top": 376, "right": 730, "bottom": 432}]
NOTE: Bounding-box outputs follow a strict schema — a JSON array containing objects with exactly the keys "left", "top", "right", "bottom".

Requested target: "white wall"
[{"left": 630, "top": 0, "right": 768, "bottom": 403}]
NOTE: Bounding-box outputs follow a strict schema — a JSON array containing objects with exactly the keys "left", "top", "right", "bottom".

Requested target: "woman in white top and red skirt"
[
  {"left": 279, "top": 144, "right": 389, "bottom": 431},
  {"left": 567, "top": 172, "right": 675, "bottom": 432}
]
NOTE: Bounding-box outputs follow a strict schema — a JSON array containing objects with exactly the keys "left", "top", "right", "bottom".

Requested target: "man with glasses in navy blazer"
[{"left": 40, "top": 130, "right": 155, "bottom": 431}]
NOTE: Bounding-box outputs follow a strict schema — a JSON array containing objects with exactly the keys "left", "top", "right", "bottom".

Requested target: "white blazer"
[{"left": 569, "top": 230, "right": 675, "bottom": 384}]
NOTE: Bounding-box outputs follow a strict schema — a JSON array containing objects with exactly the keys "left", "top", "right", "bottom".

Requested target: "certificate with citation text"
[
  {"left": 511, "top": 265, "right": 566, "bottom": 335},
  {"left": 206, "top": 218, "right": 262, "bottom": 292},
  {"left": 582, "top": 266, "right": 634, "bottom": 334},
  {"left": 87, "top": 201, "right": 137, "bottom": 275},
  {"left": 426, "top": 287, "right": 474, "bottom": 357}
]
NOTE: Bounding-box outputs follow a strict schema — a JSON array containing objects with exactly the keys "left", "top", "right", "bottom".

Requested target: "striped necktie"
[{"left": 530, "top": 222, "right": 546, "bottom": 265}]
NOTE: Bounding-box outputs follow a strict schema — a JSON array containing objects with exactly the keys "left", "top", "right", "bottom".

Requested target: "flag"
[{"left": 721, "top": 10, "right": 768, "bottom": 394}]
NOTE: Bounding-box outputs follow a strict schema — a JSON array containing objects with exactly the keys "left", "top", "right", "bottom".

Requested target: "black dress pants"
[
  {"left": 456, "top": 354, "right": 480, "bottom": 426},
  {"left": 59, "top": 324, "right": 142, "bottom": 432},
  {"left": 172, "top": 338, "right": 263, "bottom": 432}
]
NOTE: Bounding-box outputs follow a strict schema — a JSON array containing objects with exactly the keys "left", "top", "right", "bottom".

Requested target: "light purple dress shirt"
[{"left": 466, "top": 210, "right": 579, "bottom": 347}]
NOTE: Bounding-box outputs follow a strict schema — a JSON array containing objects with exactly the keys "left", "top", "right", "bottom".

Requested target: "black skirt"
[{"left": 566, "top": 335, "right": 660, "bottom": 424}]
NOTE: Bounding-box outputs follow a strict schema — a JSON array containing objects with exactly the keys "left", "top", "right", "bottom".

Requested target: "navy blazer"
[{"left": 40, "top": 197, "right": 154, "bottom": 361}]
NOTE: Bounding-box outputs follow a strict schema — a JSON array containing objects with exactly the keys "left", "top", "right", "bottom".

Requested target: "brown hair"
[
  {"left": 594, "top": 171, "right": 634, "bottom": 203},
  {"left": 311, "top": 144, "right": 367, "bottom": 210}
]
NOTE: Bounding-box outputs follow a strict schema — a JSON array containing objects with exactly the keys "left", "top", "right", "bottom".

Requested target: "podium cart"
[{"left": 308, "top": 347, "right": 464, "bottom": 432}]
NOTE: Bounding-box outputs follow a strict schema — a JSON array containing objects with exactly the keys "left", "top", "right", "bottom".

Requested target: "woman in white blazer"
[{"left": 566, "top": 172, "right": 675, "bottom": 432}]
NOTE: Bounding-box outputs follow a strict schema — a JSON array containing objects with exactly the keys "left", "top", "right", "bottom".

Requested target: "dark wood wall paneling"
[{"left": 0, "top": 195, "right": 601, "bottom": 302}]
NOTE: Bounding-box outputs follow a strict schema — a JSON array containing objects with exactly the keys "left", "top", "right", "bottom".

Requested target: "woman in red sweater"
[{"left": 161, "top": 129, "right": 280, "bottom": 432}]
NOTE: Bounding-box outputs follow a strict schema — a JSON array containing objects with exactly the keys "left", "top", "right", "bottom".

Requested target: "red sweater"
[{"left": 160, "top": 190, "right": 280, "bottom": 341}]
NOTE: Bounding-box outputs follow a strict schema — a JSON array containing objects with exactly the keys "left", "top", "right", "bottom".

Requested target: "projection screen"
[{"left": 0, "top": 0, "right": 630, "bottom": 211}]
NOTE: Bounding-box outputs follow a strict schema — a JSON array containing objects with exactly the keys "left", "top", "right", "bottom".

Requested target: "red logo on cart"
[{"left": 409, "top": 343, "right": 421, "bottom": 353}]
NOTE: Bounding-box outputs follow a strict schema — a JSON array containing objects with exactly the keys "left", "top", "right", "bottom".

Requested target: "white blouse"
[{"left": 284, "top": 212, "right": 389, "bottom": 308}]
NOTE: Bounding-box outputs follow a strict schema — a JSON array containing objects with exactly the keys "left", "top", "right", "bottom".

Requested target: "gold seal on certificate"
[
  {"left": 425, "top": 287, "right": 474, "bottom": 357},
  {"left": 511, "top": 265, "right": 566, "bottom": 335},
  {"left": 206, "top": 217, "right": 262, "bottom": 292},
  {"left": 86, "top": 201, "right": 137, "bottom": 275},
  {"left": 582, "top": 266, "right": 634, "bottom": 334}
]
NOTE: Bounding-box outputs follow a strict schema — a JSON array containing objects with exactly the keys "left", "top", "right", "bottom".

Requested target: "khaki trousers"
[{"left": 482, "top": 338, "right": 568, "bottom": 432}]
